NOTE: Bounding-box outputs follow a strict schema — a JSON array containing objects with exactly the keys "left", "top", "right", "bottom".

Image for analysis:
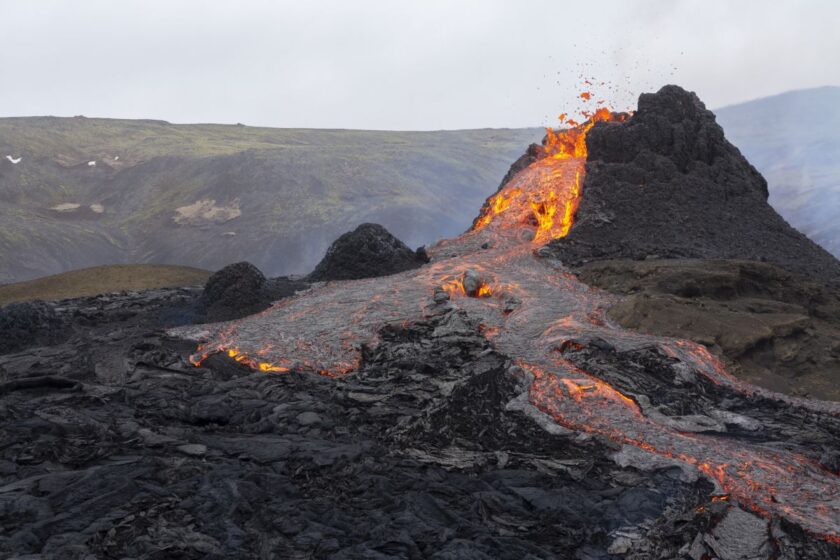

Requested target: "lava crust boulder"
[
  {"left": 201, "top": 262, "right": 310, "bottom": 322},
  {"left": 307, "top": 223, "right": 428, "bottom": 281},
  {"left": 201, "top": 262, "right": 267, "bottom": 321},
  {"left": 548, "top": 84, "right": 840, "bottom": 284},
  {"left": 0, "top": 300, "right": 68, "bottom": 354}
]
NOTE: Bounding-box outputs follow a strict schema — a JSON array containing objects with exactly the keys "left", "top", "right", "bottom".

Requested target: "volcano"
[
  {"left": 176, "top": 85, "right": 839, "bottom": 552},
  {"left": 1, "top": 85, "right": 839, "bottom": 559},
  {"left": 548, "top": 85, "right": 840, "bottom": 284}
]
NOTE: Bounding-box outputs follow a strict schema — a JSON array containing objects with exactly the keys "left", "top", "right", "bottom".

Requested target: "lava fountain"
[{"left": 178, "top": 108, "right": 840, "bottom": 543}]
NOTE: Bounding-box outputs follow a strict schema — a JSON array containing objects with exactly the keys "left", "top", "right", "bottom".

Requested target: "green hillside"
[{"left": 0, "top": 117, "right": 542, "bottom": 283}]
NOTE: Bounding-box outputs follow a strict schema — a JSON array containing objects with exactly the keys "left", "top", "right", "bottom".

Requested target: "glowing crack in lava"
[{"left": 180, "top": 110, "right": 840, "bottom": 542}]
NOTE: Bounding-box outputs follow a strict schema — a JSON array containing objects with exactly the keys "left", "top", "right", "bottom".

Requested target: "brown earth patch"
[{"left": 576, "top": 259, "right": 840, "bottom": 401}]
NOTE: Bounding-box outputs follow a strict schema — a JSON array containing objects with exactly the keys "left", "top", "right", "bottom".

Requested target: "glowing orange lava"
[
  {"left": 473, "top": 108, "right": 618, "bottom": 243},
  {"left": 224, "top": 346, "right": 290, "bottom": 372}
]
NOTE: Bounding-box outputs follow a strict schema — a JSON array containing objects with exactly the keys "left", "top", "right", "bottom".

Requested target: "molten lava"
[
  {"left": 472, "top": 107, "right": 617, "bottom": 243},
  {"left": 221, "top": 346, "right": 290, "bottom": 373},
  {"left": 180, "top": 105, "right": 840, "bottom": 544},
  {"left": 476, "top": 283, "right": 492, "bottom": 298}
]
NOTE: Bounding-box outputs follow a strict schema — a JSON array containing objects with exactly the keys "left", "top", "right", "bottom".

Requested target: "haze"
[{"left": 1, "top": 0, "right": 837, "bottom": 130}]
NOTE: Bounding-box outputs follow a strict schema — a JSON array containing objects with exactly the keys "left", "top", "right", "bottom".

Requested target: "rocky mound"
[
  {"left": 577, "top": 259, "right": 840, "bottom": 400},
  {"left": 202, "top": 224, "right": 429, "bottom": 321},
  {"left": 307, "top": 223, "right": 429, "bottom": 282},
  {"left": 200, "top": 262, "right": 307, "bottom": 322},
  {"left": 201, "top": 262, "right": 269, "bottom": 322},
  {"left": 0, "top": 300, "right": 69, "bottom": 354},
  {"left": 547, "top": 85, "right": 840, "bottom": 284},
  {"left": 1, "top": 288, "right": 837, "bottom": 558}
]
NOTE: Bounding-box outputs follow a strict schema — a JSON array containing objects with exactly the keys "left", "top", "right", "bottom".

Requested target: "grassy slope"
[
  {"left": 0, "top": 117, "right": 543, "bottom": 282},
  {"left": 0, "top": 264, "right": 210, "bottom": 305}
]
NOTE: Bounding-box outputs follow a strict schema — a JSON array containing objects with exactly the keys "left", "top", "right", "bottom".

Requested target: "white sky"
[{"left": 1, "top": 0, "right": 838, "bottom": 130}]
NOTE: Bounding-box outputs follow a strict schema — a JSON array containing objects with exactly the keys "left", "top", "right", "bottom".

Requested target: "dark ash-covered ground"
[{"left": 1, "top": 287, "right": 838, "bottom": 559}]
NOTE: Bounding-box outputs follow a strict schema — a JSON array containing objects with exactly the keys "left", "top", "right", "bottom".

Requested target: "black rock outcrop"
[
  {"left": 0, "top": 300, "right": 68, "bottom": 354},
  {"left": 307, "top": 223, "right": 427, "bottom": 282},
  {"left": 201, "top": 262, "right": 269, "bottom": 321},
  {"left": 547, "top": 85, "right": 840, "bottom": 284},
  {"left": 202, "top": 225, "right": 429, "bottom": 321},
  {"left": 200, "top": 262, "right": 307, "bottom": 322}
]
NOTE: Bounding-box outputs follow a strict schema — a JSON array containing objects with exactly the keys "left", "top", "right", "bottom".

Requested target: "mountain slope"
[
  {"left": 0, "top": 117, "right": 542, "bottom": 282},
  {"left": 715, "top": 86, "right": 840, "bottom": 258},
  {"left": 2, "top": 87, "right": 839, "bottom": 285}
]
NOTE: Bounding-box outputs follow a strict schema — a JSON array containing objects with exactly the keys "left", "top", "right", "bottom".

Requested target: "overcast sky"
[{"left": 1, "top": 0, "right": 838, "bottom": 130}]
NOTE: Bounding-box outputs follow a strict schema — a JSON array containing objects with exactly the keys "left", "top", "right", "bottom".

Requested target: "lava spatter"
[{"left": 179, "top": 108, "right": 840, "bottom": 543}]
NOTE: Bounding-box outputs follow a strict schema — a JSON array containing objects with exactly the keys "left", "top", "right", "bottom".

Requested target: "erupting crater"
[{"left": 178, "top": 99, "right": 840, "bottom": 544}]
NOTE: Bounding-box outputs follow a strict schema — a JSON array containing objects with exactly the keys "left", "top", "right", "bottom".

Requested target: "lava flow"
[
  {"left": 179, "top": 109, "right": 840, "bottom": 543},
  {"left": 472, "top": 106, "right": 615, "bottom": 241}
]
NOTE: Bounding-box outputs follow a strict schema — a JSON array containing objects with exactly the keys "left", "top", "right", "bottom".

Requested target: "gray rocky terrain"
[{"left": 1, "top": 285, "right": 837, "bottom": 559}]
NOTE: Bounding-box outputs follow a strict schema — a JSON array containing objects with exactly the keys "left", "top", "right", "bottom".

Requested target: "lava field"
[{"left": 1, "top": 85, "right": 838, "bottom": 559}]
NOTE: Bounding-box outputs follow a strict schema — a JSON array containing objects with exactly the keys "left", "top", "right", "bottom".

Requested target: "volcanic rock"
[
  {"left": 462, "top": 268, "right": 484, "bottom": 296},
  {"left": 0, "top": 265, "right": 837, "bottom": 558},
  {"left": 548, "top": 84, "right": 840, "bottom": 284},
  {"left": 200, "top": 261, "right": 307, "bottom": 322},
  {"left": 2, "top": 85, "right": 840, "bottom": 559},
  {"left": 0, "top": 300, "right": 68, "bottom": 354},
  {"left": 307, "top": 223, "right": 427, "bottom": 282},
  {"left": 0, "top": 291, "right": 712, "bottom": 558},
  {"left": 202, "top": 261, "right": 266, "bottom": 315}
]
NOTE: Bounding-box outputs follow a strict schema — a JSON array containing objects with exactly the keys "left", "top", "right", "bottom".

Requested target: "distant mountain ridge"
[{"left": 0, "top": 87, "right": 837, "bottom": 283}]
